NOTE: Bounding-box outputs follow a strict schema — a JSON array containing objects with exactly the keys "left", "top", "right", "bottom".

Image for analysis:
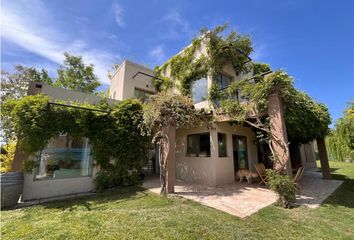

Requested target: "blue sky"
[{"left": 1, "top": 0, "right": 353, "bottom": 125}]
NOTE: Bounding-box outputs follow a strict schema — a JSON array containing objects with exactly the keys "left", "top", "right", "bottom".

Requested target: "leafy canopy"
[
  {"left": 142, "top": 91, "right": 199, "bottom": 136},
  {"left": 55, "top": 52, "right": 101, "bottom": 93},
  {"left": 153, "top": 24, "right": 253, "bottom": 95},
  {"left": 326, "top": 101, "right": 354, "bottom": 161},
  {"left": 153, "top": 24, "right": 331, "bottom": 145},
  {"left": 3, "top": 94, "right": 148, "bottom": 189}
]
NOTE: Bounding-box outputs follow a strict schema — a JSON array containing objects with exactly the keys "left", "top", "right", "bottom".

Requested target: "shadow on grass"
[
  {"left": 322, "top": 173, "right": 354, "bottom": 209},
  {"left": 41, "top": 186, "right": 149, "bottom": 211}
]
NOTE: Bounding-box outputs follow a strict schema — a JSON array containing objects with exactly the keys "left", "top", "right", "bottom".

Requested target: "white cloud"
[
  {"left": 160, "top": 9, "right": 193, "bottom": 40},
  {"left": 250, "top": 43, "right": 268, "bottom": 61},
  {"left": 149, "top": 45, "right": 166, "bottom": 63},
  {"left": 112, "top": 2, "right": 125, "bottom": 28},
  {"left": 1, "top": 0, "right": 120, "bottom": 84}
]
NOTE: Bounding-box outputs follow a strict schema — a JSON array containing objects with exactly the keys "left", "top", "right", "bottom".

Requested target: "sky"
[{"left": 1, "top": 0, "right": 353, "bottom": 125}]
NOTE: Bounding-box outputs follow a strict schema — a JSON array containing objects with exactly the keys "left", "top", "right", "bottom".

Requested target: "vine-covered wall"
[{"left": 3, "top": 95, "right": 149, "bottom": 190}]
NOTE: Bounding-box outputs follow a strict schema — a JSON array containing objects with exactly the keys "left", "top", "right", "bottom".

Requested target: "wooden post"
[
  {"left": 163, "top": 125, "right": 176, "bottom": 193},
  {"left": 267, "top": 92, "right": 292, "bottom": 176},
  {"left": 316, "top": 137, "right": 331, "bottom": 179}
]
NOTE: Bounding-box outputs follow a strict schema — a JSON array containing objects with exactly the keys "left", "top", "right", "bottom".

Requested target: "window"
[
  {"left": 187, "top": 133, "right": 211, "bottom": 157},
  {"left": 216, "top": 73, "right": 232, "bottom": 90},
  {"left": 232, "top": 135, "right": 248, "bottom": 170},
  {"left": 35, "top": 135, "right": 92, "bottom": 180},
  {"left": 218, "top": 133, "right": 227, "bottom": 157},
  {"left": 191, "top": 76, "right": 208, "bottom": 103},
  {"left": 134, "top": 88, "right": 152, "bottom": 102}
]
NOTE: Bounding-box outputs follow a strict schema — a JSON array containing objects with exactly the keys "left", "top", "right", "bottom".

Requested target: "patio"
[{"left": 143, "top": 170, "right": 343, "bottom": 218}]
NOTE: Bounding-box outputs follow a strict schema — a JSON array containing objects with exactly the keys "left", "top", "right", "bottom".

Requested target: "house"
[
  {"left": 11, "top": 82, "right": 118, "bottom": 200},
  {"left": 12, "top": 45, "right": 323, "bottom": 200}
]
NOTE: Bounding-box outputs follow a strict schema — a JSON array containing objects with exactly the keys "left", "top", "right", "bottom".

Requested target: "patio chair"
[
  {"left": 292, "top": 166, "right": 304, "bottom": 191},
  {"left": 255, "top": 163, "right": 268, "bottom": 185}
]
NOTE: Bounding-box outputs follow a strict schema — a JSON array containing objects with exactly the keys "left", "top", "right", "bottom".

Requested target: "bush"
[
  {"left": 266, "top": 169, "right": 295, "bottom": 208},
  {"left": 23, "top": 159, "right": 38, "bottom": 173},
  {"left": 0, "top": 141, "right": 16, "bottom": 172},
  {"left": 94, "top": 167, "right": 141, "bottom": 192}
]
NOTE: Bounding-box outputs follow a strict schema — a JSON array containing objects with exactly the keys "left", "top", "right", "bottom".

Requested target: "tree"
[
  {"left": 326, "top": 101, "right": 354, "bottom": 161},
  {"left": 1, "top": 65, "right": 53, "bottom": 142},
  {"left": 55, "top": 52, "right": 101, "bottom": 93},
  {"left": 0, "top": 65, "right": 52, "bottom": 102},
  {"left": 142, "top": 91, "right": 199, "bottom": 194},
  {"left": 0, "top": 141, "right": 17, "bottom": 172}
]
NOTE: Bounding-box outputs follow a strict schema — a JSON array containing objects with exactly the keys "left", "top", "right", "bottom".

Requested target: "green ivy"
[
  {"left": 3, "top": 95, "right": 148, "bottom": 190},
  {"left": 266, "top": 169, "right": 296, "bottom": 208},
  {"left": 153, "top": 24, "right": 252, "bottom": 96}
]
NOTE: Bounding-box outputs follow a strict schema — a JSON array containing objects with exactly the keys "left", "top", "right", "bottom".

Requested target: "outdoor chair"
[
  {"left": 292, "top": 166, "right": 304, "bottom": 191},
  {"left": 255, "top": 163, "right": 268, "bottom": 185}
]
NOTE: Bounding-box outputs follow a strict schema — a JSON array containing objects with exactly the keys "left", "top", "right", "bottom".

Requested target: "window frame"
[
  {"left": 216, "top": 72, "right": 233, "bottom": 91},
  {"left": 33, "top": 136, "right": 93, "bottom": 181},
  {"left": 190, "top": 75, "right": 208, "bottom": 104},
  {"left": 186, "top": 132, "right": 211, "bottom": 157},
  {"left": 217, "top": 132, "right": 228, "bottom": 157},
  {"left": 134, "top": 87, "right": 154, "bottom": 102}
]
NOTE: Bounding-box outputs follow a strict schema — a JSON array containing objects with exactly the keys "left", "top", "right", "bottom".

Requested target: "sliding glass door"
[{"left": 232, "top": 135, "right": 249, "bottom": 171}]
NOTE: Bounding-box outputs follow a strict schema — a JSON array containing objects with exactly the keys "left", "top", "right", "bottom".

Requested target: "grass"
[{"left": 1, "top": 161, "right": 354, "bottom": 240}]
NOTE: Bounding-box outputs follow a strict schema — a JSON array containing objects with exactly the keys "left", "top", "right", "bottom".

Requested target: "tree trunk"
[
  {"left": 159, "top": 125, "right": 176, "bottom": 194},
  {"left": 267, "top": 92, "right": 292, "bottom": 176},
  {"left": 317, "top": 137, "right": 331, "bottom": 179}
]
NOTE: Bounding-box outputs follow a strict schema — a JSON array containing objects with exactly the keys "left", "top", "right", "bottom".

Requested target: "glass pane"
[
  {"left": 187, "top": 133, "right": 210, "bottom": 157},
  {"left": 216, "top": 73, "right": 231, "bottom": 90},
  {"left": 199, "top": 134, "right": 211, "bottom": 157},
  {"left": 35, "top": 136, "right": 92, "bottom": 180},
  {"left": 191, "top": 77, "right": 208, "bottom": 103},
  {"left": 218, "top": 133, "right": 227, "bottom": 157}
]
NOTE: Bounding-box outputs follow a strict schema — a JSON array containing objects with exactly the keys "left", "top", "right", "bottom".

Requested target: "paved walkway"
[
  {"left": 295, "top": 170, "right": 343, "bottom": 208},
  {"left": 143, "top": 170, "right": 343, "bottom": 218}
]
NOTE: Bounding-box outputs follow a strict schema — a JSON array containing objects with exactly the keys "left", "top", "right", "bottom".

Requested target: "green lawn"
[{"left": 2, "top": 161, "right": 354, "bottom": 240}]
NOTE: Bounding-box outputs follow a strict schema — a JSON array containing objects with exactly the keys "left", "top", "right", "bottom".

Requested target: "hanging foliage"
[
  {"left": 2, "top": 94, "right": 148, "bottom": 190},
  {"left": 141, "top": 91, "right": 201, "bottom": 194},
  {"left": 152, "top": 24, "right": 331, "bottom": 173},
  {"left": 153, "top": 24, "right": 253, "bottom": 96},
  {"left": 326, "top": 101, "right": 354, "bottom": 161}
]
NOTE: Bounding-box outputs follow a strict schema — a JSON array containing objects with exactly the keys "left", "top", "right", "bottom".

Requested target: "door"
[{"left": 232, "top": 135, "right": 249, "bottom": 172}]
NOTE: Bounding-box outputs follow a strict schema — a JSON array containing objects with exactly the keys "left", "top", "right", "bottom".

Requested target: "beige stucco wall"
[
  {"left": 22, "top": 167, "right": 98, "bottom": 200},
  {"left": 175, "top": 122, "right": 258, "bottom": 186},
  {"left": 28, "top": 82, "right": 117, "bottom": 105},
  {"left": 109, "top": 60, "right": 156, "bottom": 100}
]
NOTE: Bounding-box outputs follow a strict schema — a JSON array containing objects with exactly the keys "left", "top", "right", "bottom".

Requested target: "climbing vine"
[
  {"left": 153, "top": 24, "right": 253, "bottom": 96},
  {"left": 153, "top": 24, "right": 331, "bottom": 173},
  {"left": 2, "top": 94, "right": 149, "bottom": 190}
]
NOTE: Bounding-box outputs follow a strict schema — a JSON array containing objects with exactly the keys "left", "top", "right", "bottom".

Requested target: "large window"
[
  {"left": 134, "top": 88, "right": 152, "bottom": 102},
  {"left": 216, "top": 73, "right": 232, "bottom": 90},
  {"left": 187, "top": 133, "right": 211, "bottom": 157},
  {"left": 218, "top": 133, "right": 227, "bottom": 157},
  {"left": 35, "top": 135, "right": 92, "bottom": 180},
  {"left": 191, "top": 76, "right": 208, "bottom": 103}
]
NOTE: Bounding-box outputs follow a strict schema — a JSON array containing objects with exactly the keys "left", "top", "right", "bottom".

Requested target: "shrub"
[
  {"left": 0, "top": 141, "right": 16, "bottom": 172},
  {"left": 94, "top": 167, "right": 141, "bottom": 192},
  {"left": 266, "top": 169, "right": 296, "bottom": 208}
]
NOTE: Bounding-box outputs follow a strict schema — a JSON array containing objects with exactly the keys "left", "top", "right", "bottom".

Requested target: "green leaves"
[
  {"left": 266, "top": 169, "right": 295, "bottom": 208},
  {"left": 142, "top": 91, "right": 198, "bottom": 136},
  {"left": 3, "top": 95, "right": 148, "bottom": 189},
  {"left": 54, "top": 52, "right": 101, "bottom": 93}
]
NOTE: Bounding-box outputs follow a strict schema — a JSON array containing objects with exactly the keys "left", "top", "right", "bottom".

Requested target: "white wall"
[
  {"left": 22, "top": 167, "right": 98, "bottom": 200},
  {"left": 109, "top": 60, "right": 156, "bottom": 101},
  {"left": 175, "top": 124, "right": 217, "bottom": 186},
  {"left": 175, "top": 122, "right": 258, "bottom": 186}
]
